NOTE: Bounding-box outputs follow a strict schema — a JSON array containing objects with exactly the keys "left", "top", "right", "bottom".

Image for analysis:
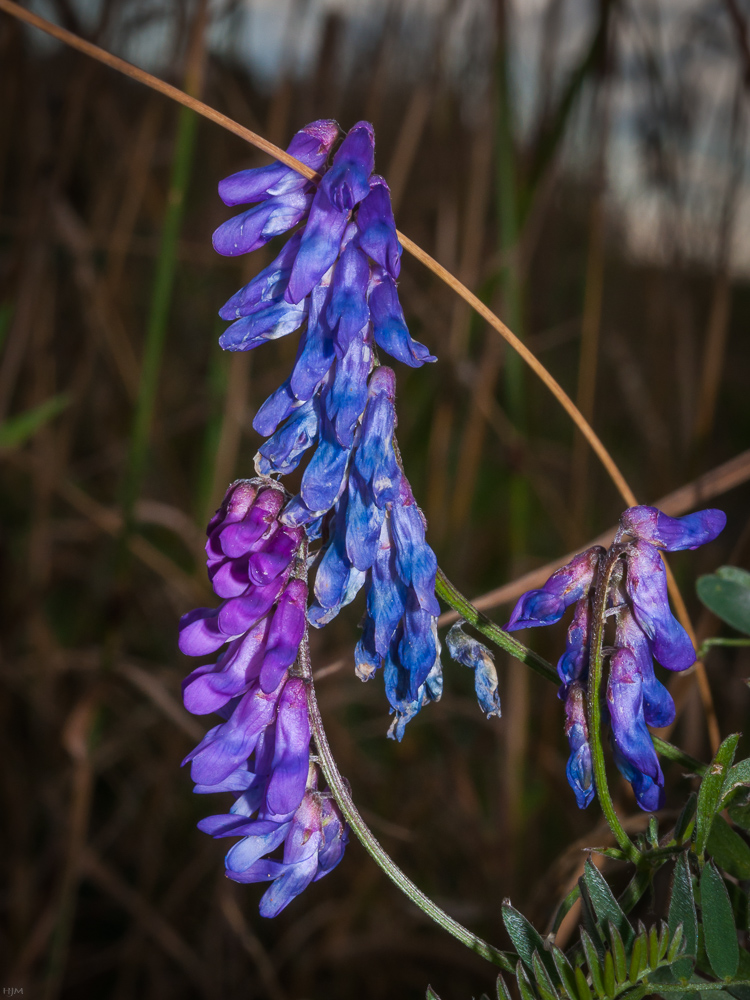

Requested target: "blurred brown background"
[{"left": 2, "top": 0, "right": 750, "bottom": 997}]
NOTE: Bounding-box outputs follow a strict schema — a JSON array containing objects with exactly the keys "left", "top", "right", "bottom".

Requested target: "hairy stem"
[
  {"left": 436, "top": 569, "right": 559, "bottom": 684},
  {"left": 588, "top": 548, "right": 642, "bottom": 865},
  {"left": 299, "top": 635, "right": 514, "bottom": 972}
]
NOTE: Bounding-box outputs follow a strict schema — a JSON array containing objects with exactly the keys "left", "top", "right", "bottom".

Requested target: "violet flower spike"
[{"left": 507, "top": 504, "right": 724, "bottom": 811}]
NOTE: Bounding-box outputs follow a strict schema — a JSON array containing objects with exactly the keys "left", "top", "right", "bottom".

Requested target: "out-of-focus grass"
[{"left": 2, "top": 2, "right": 750, "bottom": 998}]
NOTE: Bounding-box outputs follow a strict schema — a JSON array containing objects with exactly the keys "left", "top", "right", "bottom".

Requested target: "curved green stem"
[
  {"left": 651, "top": 737, "right": 707, "bottom": 777},
  {"left": 587, "top": 548, "right": 642, "bottom": 865},
  {"left": 697, "top": 637, "right": 750, "bottom": 659},
  {"left": 299, "top": 634, "right": 515, "bottom": 972},
  {"left": 436, "top": 570, "right": 558, "bottom": 684}
]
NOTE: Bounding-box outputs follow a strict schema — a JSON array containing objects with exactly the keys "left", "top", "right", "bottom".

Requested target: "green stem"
[
  {"left": 436, "top": 569, "right": 558, "bottom": 685},
  {"left": 697, "top": 637, "right": 750, "bottom": 659},
  {"left": 651, "top": 737, "right": 707, "bottom": 777},
  {"left": 299, "top": 634, "right": 515, "bottom": 972},
  {"left": 120, "top": 102, "right": 199, "bottom": 537},
  {"left": 587, "top": 548, "right": 642, "bottom": 865},
  {"left": 652, "top": 984, "right": 750, "bottom": 994}
]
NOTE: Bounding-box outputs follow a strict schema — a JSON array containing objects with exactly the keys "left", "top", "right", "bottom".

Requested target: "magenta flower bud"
[
  {"left": 259, "top": 580, "right": 308, "bottom": 694},
  {"left": 219, "top": 487, "right": 285, "bottom": 558},
  {"left": 248, "top": 526, "right": 303, "bottom": 587}
]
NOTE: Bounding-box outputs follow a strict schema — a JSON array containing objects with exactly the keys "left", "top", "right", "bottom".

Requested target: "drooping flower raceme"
[
  {"left": 505, "top": 505, "right": 725, "bottom": 811},
  {"left": 179, "top": 479, "right": 346, "bottom": 915},
  {"left": 178, "top": 121, "right": 457, "bottom": 915},
  {"left": 209, "top": 119, "right": 452, "bottom": 736}
]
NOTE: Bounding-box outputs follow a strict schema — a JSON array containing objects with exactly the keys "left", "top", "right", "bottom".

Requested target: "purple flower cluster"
[
  {"left": 211, "top": 119, "right": 446, "bottom": 737},
  {"left": 505, "top": 505, "right": 725, "bottom": 811},
  {"left": 178, "top": 479, "right": 346, "bottom": 915}
]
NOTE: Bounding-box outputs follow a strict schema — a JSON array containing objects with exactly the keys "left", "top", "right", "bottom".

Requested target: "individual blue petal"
[
  {"left": 280, "top": 494, "right": 324, "bottom": 528},
  {"left": 399, "top": 601, "right": 440, "bottom": 699},
  {"left": 227, "top": 857, "right": 288, "bottom": 885},
  {"left": 253, "top": 381, "right": 299, "bottom": 437},
  {"left": 369, "top": 271, "right": 436, "bottom": 367},
  {"left": 326, "top": 241, "right": 370, "bottom": 356},
  {"left": 256, "top": 398, "right": 319, "bottom": 476},
  {"left": 319, "top": 121, "right": 375, "bottom": 212},
  {"left": 556, "top": 598, "right": 591, "bottom": 687},
  {"left": 625, "top": 540, "right": 696, "bottom": 671},
  {"left": 218, "top": 120, "right": 338, "bottom": 206},
  {"left": 310, "top": 496, "right": 366, "bottom": 620},
  {"left": 354, "top": 367, "right": 401, "bottom": 507},
  {"left": 389, "top": 481, "right": 440, "bottom": 617},
  {"left": 620, "top": 505, "right": 726, "bottom": 552},
  {"left": 505, "top": 547, "right": 604, "bottom": 631},
  {"left": 367, "top": 519, "right": 407, "bottom": 656},
  {"left": 615, "top": 609, "right": 674, "bottom": 728},
  {"left": 324, "top": 333, "right": 372, "bottom": 447},
  {"left": 315, "top": 796, "right": 348, "bottom": 878},
  {"left": 218, "top": 297, "right": 308, "bottom": 352},
  {"left": 563, "top": 682, "right": 595, "bottom": 809},
  {"left": 445, "top": 623, "right": 501, "bottom": 719},
  {"left": 385, "top": 635, "right": 442, "bottom": 742},
  {"left": 567, "top": 741, "right": 595, "bottom": 810},
  {"left": 611, "top": 741, "right": 664, "bottom": 812},
  {"left": 356, "top": 175, "right": 401, "bottom": 277},
  {"left": 258, "top": 799, "right": 322, "bottom": 916},
  {"left": 219, "top": 233, "right": 302, "bottom": 320},
  {"left": 225, "top": 819, "right": 292, "bottom": 874},
  {"left": 606, "top": 649, "right": 663, "bottom": 786},
  {"left": 299, "top": 418, "right": 352, "bottom": 514},
  {"left": 345, "top": 467, "right": 385, "bottom": 572},
  {"left": 286, "top": 187, "right": 349, "bottom": 304},
  {"left": 354, "top": 615, "right": 382, "bottom": 681},
  {"left": 289, "top": 282, "right": 336, "bottom": 401},
  {"left": 213, "top": 190, "right": 311, "bottom": 257}
]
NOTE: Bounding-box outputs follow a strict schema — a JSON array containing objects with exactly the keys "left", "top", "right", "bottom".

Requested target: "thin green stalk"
[
  {"left": 299, "top": 635, "right": 515, "bottom": 972},
  {"left": 120, "top": 102, "right": 199, "bottom": 537},
  {"left": 698, "top": 637, "right": 750, "bottom": 659},
  {"left": 436, "top": 569, "right": 558, "bottom": 684},
  {"left": 652, "top": 984, "right": 750, "bottom": 994},
  {"left": 651, "top": 737, "right": 707, "bottom": 777},
  {"left": 587, "top": 547, "right": 642, "bottom": 865}
]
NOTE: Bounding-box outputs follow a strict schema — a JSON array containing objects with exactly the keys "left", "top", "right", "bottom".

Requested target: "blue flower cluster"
[
  {"left": 505, "top": 505, "right": 726, "bottom": 811},
  {"left": 212, "top": 118, "right": 445, "bottom": 737}
]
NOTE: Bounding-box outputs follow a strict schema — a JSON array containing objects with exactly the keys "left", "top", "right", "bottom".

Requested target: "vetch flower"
[
  {"left": 198, "top": 119, "right": 444, "bottom": 824},
  {"left": 505, "top": 505, "right": 725, "bottom": 811},
  {"left": 178, "top": 479, "right": 348, "bottom": 914},
  {"left": 446, "top": 623, "right": 502, "bottom": 719}
]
